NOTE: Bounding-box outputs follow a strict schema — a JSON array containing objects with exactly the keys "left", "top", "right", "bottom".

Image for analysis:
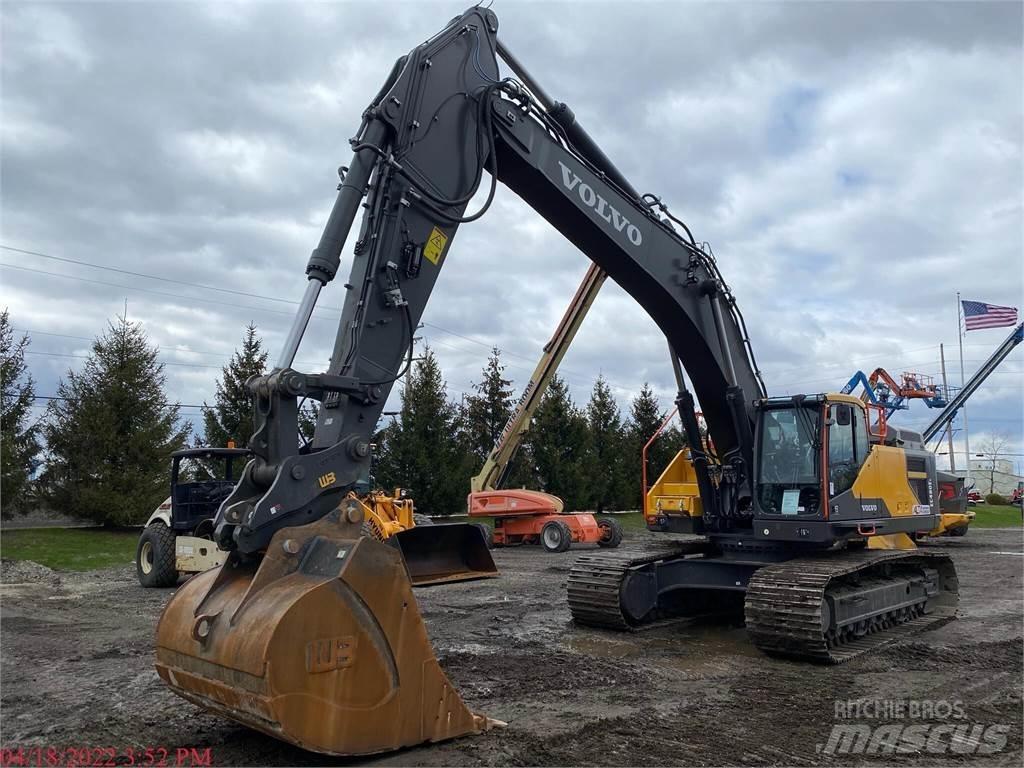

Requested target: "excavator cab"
[{"left": 752, "top": 395, "right": 941, "bottom": 545}]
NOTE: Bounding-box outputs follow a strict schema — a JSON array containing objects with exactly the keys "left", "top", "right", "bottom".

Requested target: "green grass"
[
  {"left": 970, "top": 504, "right": 1022, "bottom": 528},
  {"left": 608, "top": 511, "right": 648, "bottom": 531},
  {"left": 1, "top": 527, "right": 139, "bottom": 571}
]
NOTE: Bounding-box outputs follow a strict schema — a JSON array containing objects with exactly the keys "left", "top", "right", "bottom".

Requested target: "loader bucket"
[
  {"left": 390, "top": 523, "right": 498, "bottom": 586},
  {"left": 154, "top": 501, "right": 500, "bottom": 756}
]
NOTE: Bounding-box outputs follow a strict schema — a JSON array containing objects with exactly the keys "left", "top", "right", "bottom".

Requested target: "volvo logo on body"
[{"left": 558, "top": 160, "right": 642, "bottom": 246}]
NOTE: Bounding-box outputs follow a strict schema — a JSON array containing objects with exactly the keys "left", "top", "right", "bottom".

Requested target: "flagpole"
[{"left": 956, "top": 292, "right": 972, "bottom": 484}]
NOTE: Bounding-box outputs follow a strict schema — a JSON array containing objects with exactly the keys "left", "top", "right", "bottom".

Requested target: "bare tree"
[{"left": 974, "top": 432, "right": 1011, "bottom": 495}]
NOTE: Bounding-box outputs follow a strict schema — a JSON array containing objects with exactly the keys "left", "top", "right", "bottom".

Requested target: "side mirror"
[{"left": 835, "top": 404, "right": 852, "bottom": 426}]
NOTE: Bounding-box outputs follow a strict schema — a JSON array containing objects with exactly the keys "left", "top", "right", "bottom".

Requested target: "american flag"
[{"left": 961, "top": 300, "right": 1018, "bottom": 331}]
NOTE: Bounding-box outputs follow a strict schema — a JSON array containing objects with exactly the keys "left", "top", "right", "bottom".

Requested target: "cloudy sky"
[{"left": 2, "top": 0, "right": 1022, "bottom": 474}]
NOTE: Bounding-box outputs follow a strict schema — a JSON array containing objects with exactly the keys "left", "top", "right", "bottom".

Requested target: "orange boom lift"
[{"left": 467, "top": 264, "right": 622, "bottom": 552}]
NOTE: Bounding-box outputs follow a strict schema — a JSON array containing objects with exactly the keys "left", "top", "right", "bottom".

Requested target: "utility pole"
[
  {"left": 956, "top": 292, "right": 972, "bottom": 483},
  {"left": 939, "top": 343, "right": 955, "bottom": 472}
]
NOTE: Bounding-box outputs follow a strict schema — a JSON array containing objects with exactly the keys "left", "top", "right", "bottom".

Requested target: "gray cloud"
[{"left": 2, "top": 0, "right": 1021, "bottom": 472}]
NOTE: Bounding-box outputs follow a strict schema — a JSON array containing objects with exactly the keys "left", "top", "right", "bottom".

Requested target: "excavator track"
[
  {"left": 745, "top": 549, "right": 958, "bottom": 664},
  {"left": 567, "top": 541, "right": 712, "bottom": 629},
  {"left": 569, "top": 545, "right": 958, "bottom": 664}
]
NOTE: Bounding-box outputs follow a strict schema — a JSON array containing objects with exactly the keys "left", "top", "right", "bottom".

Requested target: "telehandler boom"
[{"left": 156, "top": 5, "right": 958, "bottom": 756}]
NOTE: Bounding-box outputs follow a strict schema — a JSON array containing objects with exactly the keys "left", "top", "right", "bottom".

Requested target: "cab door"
[{"left": 825, "top": 403, "right": 875, "bottom": 520}]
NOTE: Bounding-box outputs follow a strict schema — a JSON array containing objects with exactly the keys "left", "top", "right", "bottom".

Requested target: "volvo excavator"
[{"left": 155, "top": 5, "right": 959, "bottom": 757}]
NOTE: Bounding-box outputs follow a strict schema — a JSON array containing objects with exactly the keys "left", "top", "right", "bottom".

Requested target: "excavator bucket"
[
  {"left": 155, "top": 501, "right": 500, "bottom": 756},
  {"left": 390, "top": 523, "right": 498, "bottom": 586}
]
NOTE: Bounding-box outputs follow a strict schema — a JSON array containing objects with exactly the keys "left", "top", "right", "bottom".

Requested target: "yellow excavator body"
[
  {"left": 925, "top": 510, "right": 975, "bottom": 538},
  {"left": 155, "top": 498, "right": 501, "bottom": 756}
]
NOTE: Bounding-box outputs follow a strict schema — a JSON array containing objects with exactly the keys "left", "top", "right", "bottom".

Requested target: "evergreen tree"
[
  {"left": 202, "top": 323, "right": 267, "bottom": 448},
  {"left": 373, "top": 347, "right": 467, "bottom": 515},
  {"left": 463, "top": 347, "right": 514, "bottom": 464},
  {"left": 1, "top": 311, "right": 42, "bottom": 517},
  {"left": 584, "top": 375, "right": 629, "bottom": 512},
  {"left": 298, "top": 401, "right": 319, "bottom": 446},
  {"left": 41, "top": 316, "right": 190, "bottom": 525},
  {"left": 624, "top": 383, "right": 685, "bottom": 509},
  {"left": 528, "top": 375, "right": 591, "bottom": 509}
]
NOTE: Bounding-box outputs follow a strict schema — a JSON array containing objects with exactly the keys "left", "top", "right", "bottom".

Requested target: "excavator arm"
[{"left": 214, "top": 4, "right": 765, "bottom": 554}]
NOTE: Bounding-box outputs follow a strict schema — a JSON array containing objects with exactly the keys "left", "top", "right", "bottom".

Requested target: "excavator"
[{"left": 155, "top": 5, "right": 959, "bottom": 757}]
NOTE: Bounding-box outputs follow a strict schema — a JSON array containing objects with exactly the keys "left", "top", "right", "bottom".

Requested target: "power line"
[
  {"left": 14, "top": 327, "right": 324, "bottom": 369},
  {"left": 2, "top": 243, "right": 596, "bottom": 376},
  {"left": 14, "top": 328, "right": 236, "bottom": 358},
  {"left": 0, "top": 244, "right": 310, "bottom": 307},
  {"left": 1, "top": 248, "right": 612, "bottom": 389},
  {"left": 0, "top": 261, "right": 312, "bottom": 320},
  {"left": 31, "top": 394, "right": 209, "bottom": 409},
  {"left": 6, "top": 242, "right": 1021, "bottom": 410},
  {"left": 25, "top": 350, "right": 222, "bottom": 369}
]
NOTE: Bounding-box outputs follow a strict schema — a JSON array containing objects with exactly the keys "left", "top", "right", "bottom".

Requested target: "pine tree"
[
  {"left": 1, "top": 311, "right": 42, "bottom": 517},
  {"left": 584, "top": 375, "right": 629, "bottom": 512},
  {"left": 528, "top": 375, "right": 591, "bottom": 510},
  {"left": 373, "top": 347, "right": 468, "bottom": 516},
  {"left": 41, "top": 316, "right": 190, "bottom": 525},
  {"left": 463, "top": 347, "right": 514, "bottom": 464},
  {"left": 624, "top": 383, "right": 685, "bottom": 509},
  {"left": 202, "top": 323, "right": 267, "bottom": 448},
  {"left": 298, "top": 402, "right": 319, "bottom": 446}
]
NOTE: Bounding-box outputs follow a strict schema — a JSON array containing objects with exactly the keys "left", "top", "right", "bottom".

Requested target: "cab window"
[
  {"left": 854, "top": 410, "right": 869, "bottom": 463},
  {"left": 828, "top": 405, "right": 858, "bottom": 496}
]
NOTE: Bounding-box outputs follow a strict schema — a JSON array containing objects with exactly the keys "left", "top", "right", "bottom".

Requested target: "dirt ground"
[{"left": 2, "top": 528, "right": 1021, "bottom": 767}]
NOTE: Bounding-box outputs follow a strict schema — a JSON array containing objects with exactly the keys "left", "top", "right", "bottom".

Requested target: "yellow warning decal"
[{"left": 423, "top": 226, "right": 448, "bottom": 265}]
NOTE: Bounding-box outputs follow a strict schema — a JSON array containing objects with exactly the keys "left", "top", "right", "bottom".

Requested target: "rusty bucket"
[{"left": 155, "top": 501, "right": 500, "bottom": 756}]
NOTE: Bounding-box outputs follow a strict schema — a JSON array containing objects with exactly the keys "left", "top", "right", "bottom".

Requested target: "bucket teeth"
[{"left": 155, "top": 508, "right": 494, "bottom": 756}]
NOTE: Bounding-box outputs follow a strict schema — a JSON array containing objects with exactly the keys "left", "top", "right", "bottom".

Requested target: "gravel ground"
[{"left": 1, "top": 528, "right": 1021, "bottom": 766}]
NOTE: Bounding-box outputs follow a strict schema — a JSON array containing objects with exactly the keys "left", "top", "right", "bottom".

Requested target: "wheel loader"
[{"left": 155, "top": 5, "right": 959, "bottom": 757}]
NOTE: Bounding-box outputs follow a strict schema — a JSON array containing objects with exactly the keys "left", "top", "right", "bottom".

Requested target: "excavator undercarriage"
[{"left": 569, "top": 544, "right": 958, "bottom": 663}]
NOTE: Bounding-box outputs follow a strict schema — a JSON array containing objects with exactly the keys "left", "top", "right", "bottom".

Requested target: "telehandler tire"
[
  {"left": 136, "top": 522, "right": 178, "bottom": 588},
  {"left": 597, "top": 517, "right": 623, "bottom": 548},
  {"left": 541, "top": 520, "right": 572, "bottom": 552}
]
